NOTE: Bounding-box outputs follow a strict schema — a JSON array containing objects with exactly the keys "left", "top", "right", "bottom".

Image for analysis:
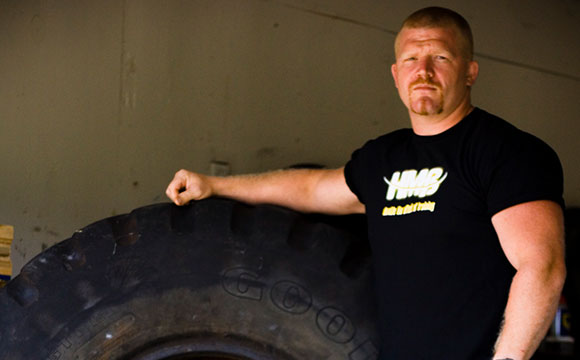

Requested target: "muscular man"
[{"left": 166, "top": 7, "right": 565, "bottom": 360}]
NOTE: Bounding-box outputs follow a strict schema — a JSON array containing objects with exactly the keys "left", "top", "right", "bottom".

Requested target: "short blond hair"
[{"left": 395, "top": 7, "right": 474, "bottom": 60}]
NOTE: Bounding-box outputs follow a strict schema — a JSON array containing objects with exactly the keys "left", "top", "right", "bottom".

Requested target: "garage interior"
[{"left": 1, "top": 0, "right": 579, "bottom": 358}]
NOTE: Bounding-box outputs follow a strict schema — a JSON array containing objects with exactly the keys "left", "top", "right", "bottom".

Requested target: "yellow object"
[{"left": 0, "top": 225, "right": 13, "bottom": 278}]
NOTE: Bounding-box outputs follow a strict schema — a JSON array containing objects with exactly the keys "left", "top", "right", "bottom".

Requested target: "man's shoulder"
[
  {"left": 469, "top": 107, "right": 562, "bottom": 178},
  {"left": 469, "top": 108, "right": 518, "bottom": 134},
  {"left": 469, "top": 108, "right": 547, "bottom": 145},
  {"left": 469, "top": 108, "right": 564, "bottom": 212}
]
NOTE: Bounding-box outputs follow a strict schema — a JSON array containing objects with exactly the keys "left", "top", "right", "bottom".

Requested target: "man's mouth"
[
  {"left": 410, "top": 79, "right": 440, "bottom": 92},
  {"left": 413, "top": 85, "right": 436, "bottom": 91},
  {"left": 412, "top": 82, "right": 439, "bottom": 91}
]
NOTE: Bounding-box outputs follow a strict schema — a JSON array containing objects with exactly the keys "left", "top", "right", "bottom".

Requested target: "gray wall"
[{"left": 1, "top": 0, "right": 579, "bottom": 274}]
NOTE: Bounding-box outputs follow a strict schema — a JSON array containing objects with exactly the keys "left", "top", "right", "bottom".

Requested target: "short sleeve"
[
  {"left": 485, "top": 132, "right": 564, "bottom": 215},
  {"left": 344, "top": 146, "right": 369, "bottom": 205}
]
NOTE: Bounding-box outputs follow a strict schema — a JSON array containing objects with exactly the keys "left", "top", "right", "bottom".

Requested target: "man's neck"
[{"left": 410, "top": 102, "right": 475, "bottom": 136}]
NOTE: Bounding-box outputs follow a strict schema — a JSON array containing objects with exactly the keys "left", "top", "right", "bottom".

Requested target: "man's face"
[{"left": 391, "top": 26, "right": 478, "bottom": 118}]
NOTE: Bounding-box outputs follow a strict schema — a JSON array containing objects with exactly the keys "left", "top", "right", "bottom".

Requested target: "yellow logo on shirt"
[{"left": 382, "top": 167, "right": 447, "bottom": 216}]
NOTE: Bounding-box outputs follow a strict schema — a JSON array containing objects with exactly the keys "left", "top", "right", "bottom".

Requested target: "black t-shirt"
[{"left": 344, "top": 108, "right": 564, "bottom": 360}]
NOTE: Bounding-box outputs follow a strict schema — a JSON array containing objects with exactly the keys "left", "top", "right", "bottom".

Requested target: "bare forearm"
[
  {"left": 207, "top": 169, "right": 319, "bottom": 211},
  {"left": 493, "top": 264, "right": 566, "bottom": 360}
]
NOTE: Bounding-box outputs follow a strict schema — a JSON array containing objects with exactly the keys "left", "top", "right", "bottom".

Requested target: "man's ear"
[
  {"left": 466, "top": 60, "right": 479, "bottom": 87},
  {"left": 391, "top": 63, "right": 399, "bottom": 89}
]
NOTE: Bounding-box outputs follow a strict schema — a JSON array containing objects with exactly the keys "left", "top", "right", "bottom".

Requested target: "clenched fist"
[{"left": 166, "top": 169, "right": 213, "bottom": 206}]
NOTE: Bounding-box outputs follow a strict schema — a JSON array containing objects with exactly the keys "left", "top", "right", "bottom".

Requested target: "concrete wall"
[{"left": 1, "top": 0, "right": 579, "bottom": 274}]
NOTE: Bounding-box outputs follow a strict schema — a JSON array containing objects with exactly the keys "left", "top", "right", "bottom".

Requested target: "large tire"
[{"left": 0, "top": 198, "right": 378, "bottom": 360}]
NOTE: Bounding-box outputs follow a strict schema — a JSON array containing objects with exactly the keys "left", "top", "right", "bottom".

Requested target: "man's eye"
[
  {"left": 404, "top": 57, "right": 417, "bottom": 62},
  {"left": 435, "top": 55, "right": 448, "bottom": 61}
]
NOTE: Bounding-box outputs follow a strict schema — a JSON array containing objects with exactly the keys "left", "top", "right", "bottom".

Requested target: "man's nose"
[{"left": 417, "top": 57, "right": 434, "bottom": 78}]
